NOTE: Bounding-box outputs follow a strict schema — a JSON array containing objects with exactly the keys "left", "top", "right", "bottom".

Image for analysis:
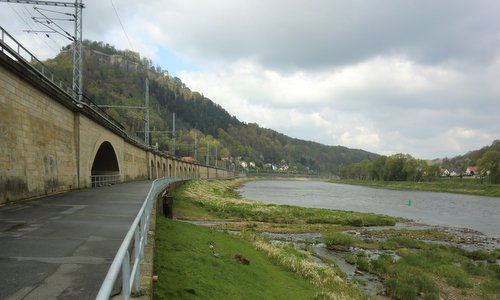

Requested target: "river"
[{"left": 238, "top": 180, "right": 500, "bottom": 238}]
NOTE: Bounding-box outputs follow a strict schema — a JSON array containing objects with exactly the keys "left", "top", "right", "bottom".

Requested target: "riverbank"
[
  {"left": 154, "top": 179, "right": 500, "bottom": 299},
  {"left": 329, "top": 178, "right": 500, "bottom": 197}
]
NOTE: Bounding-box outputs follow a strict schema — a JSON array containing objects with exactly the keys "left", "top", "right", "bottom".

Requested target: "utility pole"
[
  {"left": 194, "top": 131, "right": 198, "bottom": 161},
  {"left": 145, "top": 77, "right": 149, "bottom": 145},
  {"left": 0, "top": 0, "right": 85, "bottom": 101},
  {"left": 72, "top": 0, "right": 83, "bottom": 101},
  {"left": 206, "top": 143, "right": 209, "bottom": 165},
  {"left": 172, "top": 112, "right": 176, "bottom": 156},
  {"left": 215, "top": 145, "right": 218, "bottom": 168}
]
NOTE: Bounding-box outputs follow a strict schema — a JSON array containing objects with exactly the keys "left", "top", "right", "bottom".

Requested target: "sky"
[{"left": 1, "top": 0, "right": 499, "bottom": 159}]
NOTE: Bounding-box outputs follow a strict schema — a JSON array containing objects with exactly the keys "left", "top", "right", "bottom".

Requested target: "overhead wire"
[
  {"left": 109, "top": 0, "right": 135, "bottom": 52},
  {"left": 7, "top": 3, "right": 59, "bottom": 53},
  {"left": 22, "top": 5, "right": 63, "bottom": 51}
]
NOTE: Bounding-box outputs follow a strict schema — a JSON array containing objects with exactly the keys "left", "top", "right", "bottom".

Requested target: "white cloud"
[
  {"left": 2, "top": 0, "right": 499, "bottom": 159},
  {"left": 179, "top": 54, "right": 499, "bottom": 158}
]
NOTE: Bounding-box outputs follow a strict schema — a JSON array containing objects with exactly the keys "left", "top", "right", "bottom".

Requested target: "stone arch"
[
  {"left": 150, "top": 160, "right": 155, "bottom": 180},
  {"left": 157, "top": 161, "right": 160, "bottom": 178},
  {"left": 162, "top": 162, "right": 166, "bottom": 177},
  {"left": 91, "top": 141, "right": 120, "bottom": 187},
  {"left": 168, "top": 163, "right": 172, "bottom": 177}
]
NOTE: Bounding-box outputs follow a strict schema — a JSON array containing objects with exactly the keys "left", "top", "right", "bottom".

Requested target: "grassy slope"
[
  {"left": 330, "top": 178, "right": 500, "bottom": 197},
  {"left": 154, "top": 179, "right": 500, "bottom": 300},
  {"left": 153, "top": 218, "right": 318, "bottom": 300}
]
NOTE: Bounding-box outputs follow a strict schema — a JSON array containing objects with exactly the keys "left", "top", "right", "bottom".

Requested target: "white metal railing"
[
  {"left": 91, "top": 174, "right": 121, "bottom": 187},
  {"left": 96, "top": 177, "right": 187, "bottom": 300},
  {"left": 0, "top": 25, "right": 74, "bottom": 95}
]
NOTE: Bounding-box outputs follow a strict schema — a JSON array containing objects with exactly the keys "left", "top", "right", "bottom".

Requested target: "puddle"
[
  {"left": 313, "top": 243, "right": 385, "bottom": 297},
  {"left": 260, "top": 231, "right": 387, "bottom": 297},
  {"left": 262, "top": 232, "right": 322, "bottom": 242}
]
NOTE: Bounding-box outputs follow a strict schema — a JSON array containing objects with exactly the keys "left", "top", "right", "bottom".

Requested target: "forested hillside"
[
  {"left": 44, "top": 41, "right": 377, "bottom": 174},
  {"left": 439, "top": 140, "right": 500, "bottom": 173},
  {"left": 339, "top": 140, "right": 500, "bottom": 184}
]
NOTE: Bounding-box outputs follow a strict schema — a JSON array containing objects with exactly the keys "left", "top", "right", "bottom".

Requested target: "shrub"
[
  {"left": 345, "top": 254, "right": 357, "bottom": 265},
  {"left": 435, "top": 265, "right": 472, "bottom": 289},
  {"left": 386, "top": 278, "right": 417, "bottom": 300},
  {"left": 482, "top": 278, "right": 500, "bottom": 294},
  {"left": 465, "top": 249, "right": 491, "bottom": 261},
  {"left": 321, "top": 232, "right": 356, "bottom": 248},
  {"left": 489, "top": 264, "right": 500, "bottom": 280},
  {"left": 356, "top": 256, "right": 370, "bottom": 272},
  {"left": 370, "top": 254, "right": 393, "bottom": 275},
  {"left": 462, "top": 260, "right": 488, "bottom": 276}
]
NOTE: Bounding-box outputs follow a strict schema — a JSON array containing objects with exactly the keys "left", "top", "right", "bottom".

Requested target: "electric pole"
[
  {"left": 194, "top": 131, "right": 198, "bottom": 161},
  {"left": 172, "top": 112, "right": 176, "bottom": 156},
  {"left": 215, "top": 145, "right": 218, "bottom": 168},
  {"left": 145, "top": 77, "right": 149, "bottom": 145},
  {"left": 206, "top": 143, "right": 209, "bottom": 165},
  {"left": 0, "top": 0, "right": 85, "bottom": 101}
]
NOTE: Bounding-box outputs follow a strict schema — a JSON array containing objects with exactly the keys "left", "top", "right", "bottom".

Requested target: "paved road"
[{"left": 0, "top": 181, "right": 153, "bottom": 300}]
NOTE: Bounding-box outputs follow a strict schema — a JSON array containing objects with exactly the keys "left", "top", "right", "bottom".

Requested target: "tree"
[{"left": 478, "top": 150, "right": 500, "bottom": 184}]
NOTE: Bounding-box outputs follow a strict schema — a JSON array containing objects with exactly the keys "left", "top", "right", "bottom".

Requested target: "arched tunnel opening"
[{"left": 91, "top": 141, "right": 120, "bottom": 187}]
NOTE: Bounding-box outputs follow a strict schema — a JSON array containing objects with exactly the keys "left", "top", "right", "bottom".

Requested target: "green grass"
[
  {"left": 350, "top": 239, "right": 500, "bottom": 299},
  {"left": 153, "top": 218, "right": 319, "bottom": 300},
  {"left": 330, "top": 178, "right": 500, "bottom": 197},
  {"left": 155, "top": 179, "right": 500, "bottom": 300},
  {"left": 321, "top": 232, "right": 357, "bottom": 248}
]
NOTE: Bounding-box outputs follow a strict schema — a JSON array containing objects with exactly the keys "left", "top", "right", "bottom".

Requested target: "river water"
[{"left": 238, "top": 180, "right": 500, "bottom": 238}]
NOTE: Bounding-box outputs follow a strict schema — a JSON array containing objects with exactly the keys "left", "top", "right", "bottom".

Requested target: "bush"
[
  {"left": 321, "top": 232, "right": 356, "bottom": 248},
  {"left": 465, "top": 249, "right": 492, "bottom": 261},
  {"left": 489, "top": 264, "right": 500, "bottom": 280},
  {"left": 370, "top": 254, "right": 393, "bottom": 275},
  {"left": 482, "top": 278, "right": 500, "bottom": 294},
  {"left": 356, "top": 256, "right": 370, "bottom": 272},
  {"left": 386, "top": 278, "right": 417, "bottom": 300},
  {"left": 435, "top": 265, "right": 472, "bottom": 289},
  {"left": 383, "top": 264, "right": 439, "bottom": 299},
  {"left": 462, "top": 260, "right": 488, "bottom": 276}
]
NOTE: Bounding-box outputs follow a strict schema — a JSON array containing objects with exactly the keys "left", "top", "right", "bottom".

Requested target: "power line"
[
  {"left": 109, "top": 0, "right": 134, "bottom": 52},
  {"left": 8, "top": 3, "right": 58, "bottom": 52},
  {"left": 22, "top": 5, "right": 62, "bottom": 50}
]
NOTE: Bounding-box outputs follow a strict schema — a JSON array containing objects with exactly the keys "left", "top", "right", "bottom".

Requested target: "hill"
[
  {"left": 439, "top": 140, "right": 500, "bottom": 173},
  {"left": 44, "top": 41, "right": 378, "bottom": 174}
]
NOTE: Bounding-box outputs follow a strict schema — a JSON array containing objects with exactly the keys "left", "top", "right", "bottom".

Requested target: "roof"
[{"left": 180, "top": 156, "right": 196, "bottom": 162}]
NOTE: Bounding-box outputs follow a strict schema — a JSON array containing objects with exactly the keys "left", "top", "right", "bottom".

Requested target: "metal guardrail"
[
  {"left": 96, "top": 177, "right": 188, "bottom": 300},
  {"left": 91, "top": 175, "right": 122, "bottom": 187},
  {"left": 0, "top": 25, "right": 74, "bottom": 95},
  {"left": 0, "top": 26, "right": 132, "bottom": 140}
]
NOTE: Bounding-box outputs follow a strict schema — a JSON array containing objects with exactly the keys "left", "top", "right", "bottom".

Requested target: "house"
[
  {"left": 181, "top": 156, "right": 196, "bottom": 163},
  {"left": 441, "top": 169, "right": 450, "bottom": 177},
  {"left": 466, "top": 166, "right": 478, "bottom": 176}
]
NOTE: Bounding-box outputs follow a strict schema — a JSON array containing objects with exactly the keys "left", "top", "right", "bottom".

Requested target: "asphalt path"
[{"left": 0, "top": 181, "right": 153, "bottom": 300}]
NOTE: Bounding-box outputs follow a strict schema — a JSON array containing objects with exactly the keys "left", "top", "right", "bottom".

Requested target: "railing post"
[
  {"left": 97, "top": 178, "right": 177, "bottom": 299},
  {"left": 141, "top": 213, "right": 148, "bottom": 247},
  {"left": 133, "top": 225, "right": 142, "bottom": 291},
  {"left": 122, "top": 250, "right": 131, "bottom": 300}
]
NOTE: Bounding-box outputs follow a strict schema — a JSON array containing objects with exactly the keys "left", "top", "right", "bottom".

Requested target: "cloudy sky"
[{"left": 2, "top": 0, "right": 499, "bottom": 159}]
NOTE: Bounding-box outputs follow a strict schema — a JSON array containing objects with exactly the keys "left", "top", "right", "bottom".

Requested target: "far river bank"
[
  {"left": 329, "top": 178, "right": 500, "bottom": 197},
  {"left": 239, "top": 180, "right": 500, "bottom": 238}
]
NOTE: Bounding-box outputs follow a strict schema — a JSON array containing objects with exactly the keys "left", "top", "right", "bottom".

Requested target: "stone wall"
[
  {"left": 0, "top": 64, "right": 77, "bottom": 204},
  {"left": 0, "top": 51, "right": 236, "bottom": 205}
]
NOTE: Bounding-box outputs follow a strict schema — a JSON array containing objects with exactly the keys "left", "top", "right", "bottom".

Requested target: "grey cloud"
[{"left": 141, "top": 0, "right": 500, "bottom": 70}]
